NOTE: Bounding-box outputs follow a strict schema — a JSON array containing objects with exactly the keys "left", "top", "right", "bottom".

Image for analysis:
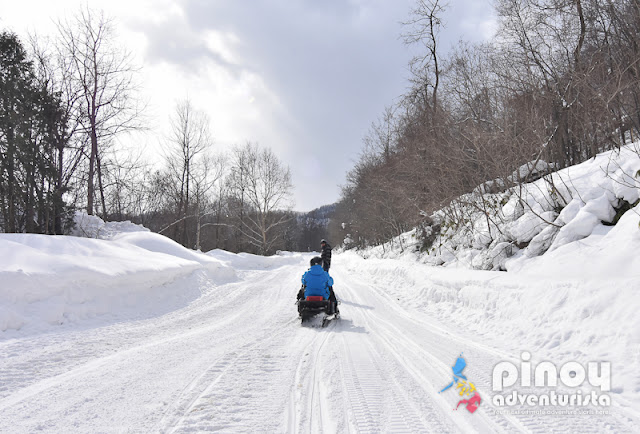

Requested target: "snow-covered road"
[{"left": 1, "top": 253, "right": 637, "bottom": 433}]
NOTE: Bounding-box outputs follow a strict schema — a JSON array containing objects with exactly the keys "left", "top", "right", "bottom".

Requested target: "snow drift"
[{"left": 0, "top": 230, "right": 237, "bottom": 334}]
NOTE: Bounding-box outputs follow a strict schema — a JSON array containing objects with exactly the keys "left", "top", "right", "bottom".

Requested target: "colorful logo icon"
[{"left": 440, "top": 354, "right": 481, "bottom": 413}]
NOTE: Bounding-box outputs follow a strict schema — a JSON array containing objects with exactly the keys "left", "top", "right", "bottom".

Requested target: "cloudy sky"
[{"left": 1, "top": 0, "right": 495, "bottom": 212}]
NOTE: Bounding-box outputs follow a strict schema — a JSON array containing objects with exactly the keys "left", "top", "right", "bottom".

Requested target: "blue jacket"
[{"left": 302, "top": 265, "right": 334, "bottom": 299}]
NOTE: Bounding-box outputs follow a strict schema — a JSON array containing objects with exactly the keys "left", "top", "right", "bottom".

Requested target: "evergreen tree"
[{"left": 0, "top": 31, "right": 72, "bottom": 233}]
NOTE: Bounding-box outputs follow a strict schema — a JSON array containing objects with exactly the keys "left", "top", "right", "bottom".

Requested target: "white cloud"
[{"left": 2, "top": 0, "right": 496, "bottom": 212}]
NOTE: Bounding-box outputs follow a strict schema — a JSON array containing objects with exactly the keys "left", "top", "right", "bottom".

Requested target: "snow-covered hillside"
[
  {"left": 358, "top": 144, "right": 640, "bottom": 274},
  {"left": 1, "top": 210, "right": 639, "bottom": 432}
]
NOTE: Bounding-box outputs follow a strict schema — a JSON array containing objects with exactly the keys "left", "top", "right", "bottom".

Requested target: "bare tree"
[
  {"left": 403, "top": 0, "right": 447, "bottom": 110},
  {"left": 101, "top": 147, "right": 149, "bottom": 220},
  {"left": 192, "top": 154, "right": 225, "bottom": 251},
  {"left": 227, "top": 142, "right": 293, "bottom": 254},
  {"left": 495, "top": 0, "right": 591, "bottom": 167},
  {"left": 163, "top": 99, "right": 213, "bottom": 247},
  {"left": 55, "top": 6, "right": 142, "bottom": 217}
]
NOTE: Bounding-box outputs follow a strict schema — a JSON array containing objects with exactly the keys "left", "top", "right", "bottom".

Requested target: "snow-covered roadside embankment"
[{"left": 0, "top": 232, "right": 237, "bottom": 334}]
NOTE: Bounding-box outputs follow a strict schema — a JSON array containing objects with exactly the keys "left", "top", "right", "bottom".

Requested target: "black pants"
[
  {"left": 328, "top": 286, "right": 338, "bottom": 314},
  {"left": 323, "top": 263, "right": 330, "bottom": 272},
  {"left": 328, "top": 286, "right": 336, "bottom": 303}
]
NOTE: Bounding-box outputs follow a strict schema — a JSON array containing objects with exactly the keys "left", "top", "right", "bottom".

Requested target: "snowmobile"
[{"left": 297, "top": 295, "right": 339, "bottom": 327}]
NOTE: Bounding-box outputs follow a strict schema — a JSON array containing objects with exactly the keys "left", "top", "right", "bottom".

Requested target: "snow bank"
[
  {"left": 507, "top": 200, "right": 640, "bottom": 280},
  {"left": 0, "top": 213, "right": 309, "bottom": 336},
  {"left": 71, "top": 211, "right": 149, "bottom": 239},
  {"left": 0, "top": 231, "right": 237, "bottom": 335},
  {"left": 510, "top": 159, "right": 556, "bottom": 182}
]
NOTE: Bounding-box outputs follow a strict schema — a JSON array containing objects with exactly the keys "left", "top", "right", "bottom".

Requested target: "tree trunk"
[
  {"left": 183, "top": 161, "right": 189, "bottom": 247},
  {"left": 25, "top": 163, "right": 35, "bottom": 233},
  {"left": 6, "top": 126, "right": 17, "bottom": 232},
  {"left": 195, "top": 198, "right": 201, "bottom": 251},
  {"left": 87, "top": 126, "right": 98, "bottom": 215},
  {"left": 96, "top": 153, "right": 107, "bottom": 219},
  {"left": 55, "top": 139, "right": 64, "bottom": 234}
]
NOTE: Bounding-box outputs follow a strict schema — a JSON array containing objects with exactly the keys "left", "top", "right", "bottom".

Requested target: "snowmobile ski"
[{"left": 321, "top": 312, "right": 339, "bottom": 327}]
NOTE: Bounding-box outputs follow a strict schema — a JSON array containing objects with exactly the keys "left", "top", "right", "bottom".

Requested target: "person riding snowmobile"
[{"left": 297, "top": 256, "right": 339, "bottom": 314}]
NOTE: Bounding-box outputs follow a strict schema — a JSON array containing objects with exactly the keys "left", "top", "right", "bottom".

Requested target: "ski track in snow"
[{"left": 1, "top": 255, "right": 638, "bottom": 433}]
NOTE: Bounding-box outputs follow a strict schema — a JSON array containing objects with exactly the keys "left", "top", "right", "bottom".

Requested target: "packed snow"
[{"left": 1, "top": 146, "right": 640, "bottom": 432}]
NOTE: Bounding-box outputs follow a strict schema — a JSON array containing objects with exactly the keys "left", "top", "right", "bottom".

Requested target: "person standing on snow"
[
  {"left": 297, "top": 257, "right": 339, "bottom": 314},
  {"left": 320, "top": 239, "right": 332, "bottom": 272}
]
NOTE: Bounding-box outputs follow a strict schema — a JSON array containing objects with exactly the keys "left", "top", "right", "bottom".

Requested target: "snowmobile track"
[
  {"left": 339, "top": 335, "right": 433, "bottom": 433},
  {"left": 285, "top": 315, "right": 338, "bottom": 433},
  {"left": 307, "top": 320, "right": 335, "bottom": 432},
  {"left": 157, "top": 317, "right": 300, "bottom": 433}
]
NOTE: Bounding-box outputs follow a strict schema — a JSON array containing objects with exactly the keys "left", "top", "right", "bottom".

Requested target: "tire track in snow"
[
  {"left": 167, "top": 347, "right": 290, "bottom": 432},
  {"left": 156, "top": 261, "right": 319, "bottom": 433},
  {"left": 348, "top": 296, "right": 521, "bottom": 433},
  {"left": 284, "top": 313, "right": 341, "bottom": 433},
  {"left": 299, "top": 272, "right": 454, "bottom": 432}
]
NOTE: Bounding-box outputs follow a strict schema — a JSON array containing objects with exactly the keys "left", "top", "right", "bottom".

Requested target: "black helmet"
[
  {"left": 320, "top": 239, "right": 327, "bottom": 244},
  {"left": 310, "top": 256, "right": 322, "bottom": 266}
]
